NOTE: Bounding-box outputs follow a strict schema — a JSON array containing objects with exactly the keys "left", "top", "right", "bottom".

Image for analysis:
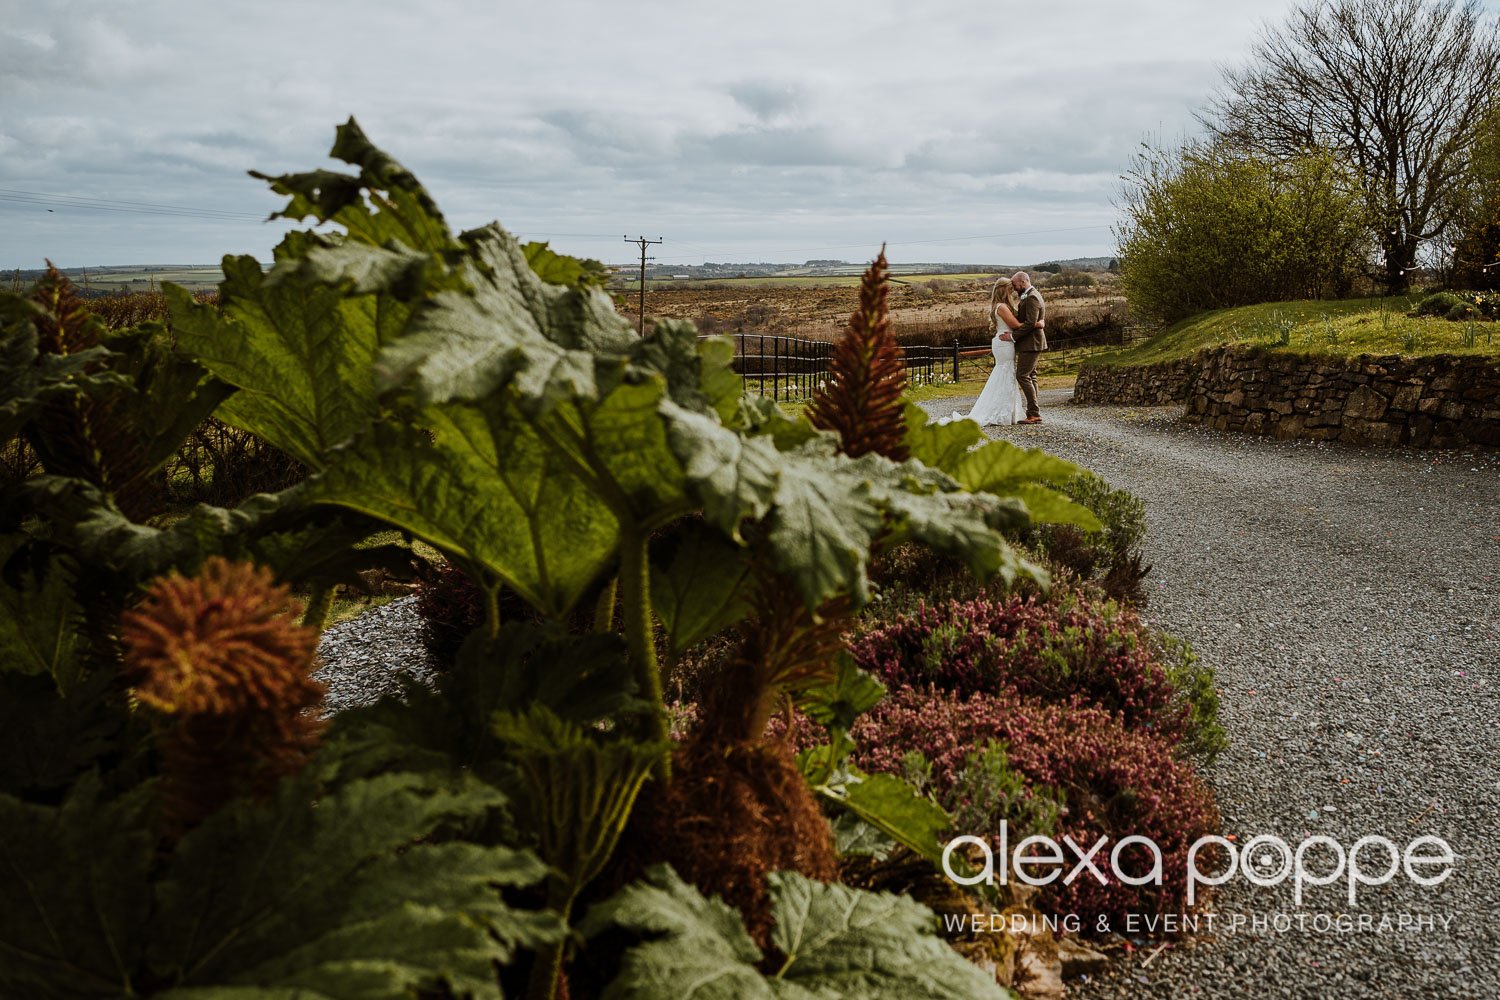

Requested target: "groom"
[{"left": 998, "top": 271, "right": 1047, "bottom": 423}]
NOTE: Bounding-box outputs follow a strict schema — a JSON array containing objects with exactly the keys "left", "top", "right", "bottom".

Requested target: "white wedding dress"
[{"left": 951, "top": 332, "right": 1025, "bottom": 426}]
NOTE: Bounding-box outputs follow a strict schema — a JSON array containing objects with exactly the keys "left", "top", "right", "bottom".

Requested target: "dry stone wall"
[{"left": 1073, "top": 346, "right": 1500, "bottom": 449}]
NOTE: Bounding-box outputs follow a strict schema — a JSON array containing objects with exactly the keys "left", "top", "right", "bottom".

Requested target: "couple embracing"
[{"left": 961, "top": 271, "right": 1047, "bottom": 426}]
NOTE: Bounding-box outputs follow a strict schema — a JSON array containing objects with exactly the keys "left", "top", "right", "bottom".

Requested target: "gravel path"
[
  {"left": 920, "top": 388, "right": 1500, "bottom": 1000},
  {"left": 314, "top": 597, "right": 437, "bottom": 714}
]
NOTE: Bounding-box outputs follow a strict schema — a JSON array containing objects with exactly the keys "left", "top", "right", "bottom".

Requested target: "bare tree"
[{"left": 1203, "top": 0, "right": 1500, "bottom": 292}]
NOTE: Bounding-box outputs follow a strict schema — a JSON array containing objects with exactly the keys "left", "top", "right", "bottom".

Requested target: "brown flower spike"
[
  {"left": 121, "top": 558, "right": 325, "bottom": 834},
  {"left": 806, "top": 246, "right": 909, "bottom": 461}
]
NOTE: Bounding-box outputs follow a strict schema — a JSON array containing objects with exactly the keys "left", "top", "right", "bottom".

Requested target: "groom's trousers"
[{"left": 1015, "top": 350, "right": 1041, "bottom": 418}]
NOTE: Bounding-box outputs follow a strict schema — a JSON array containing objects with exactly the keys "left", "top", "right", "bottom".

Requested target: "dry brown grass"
[{"left": 640, "top": 279, "right": 1128, "bottom": 349}]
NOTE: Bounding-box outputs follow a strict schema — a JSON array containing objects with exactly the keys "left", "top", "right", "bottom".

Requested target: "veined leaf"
[
  {"left": 649, "top": 521, "right": 751, "bottom": 655},
  {"left": 166, "top": 244, "right": 382, "bottom": 470},
  {"left": 375, "top": 223, "right": 634, "bottom": 409},
  {"left": 588, "top": 866, "right": 1010, "bottom": 1000},
  {"left": 0, "top": 296, "right": 123, "bottom": 444},
  {"left": 523, "top": 241, "right": 612, "bottom": 288},
  {"left": 305, "top": 404, "right": 618, "bottom": 617},
  {"left": 662, "top": 402, "right": 781, "bottom": 539},
  {"left": 767, "top": 872, "right": 1008, "bottom": 998},
  {"left": 795, "top": 654, "right": 884, "bottom": 736},
  {"left": 494, "top": 706, "right": 662, "bottom": 911},
  {"left": 904, "top": 404, "right": 1101, "bottom": 531},
  {"left": 0, "top": 537, "right": 85, "bottom": 690},
  {"left": 581, "top": 866, "right": 772, "bottom": 1000},
  {"left": 253, "top": 117, "right": 454, "bottom": 254},
  {"left": 0, "top": 777, "right": 155, "bottom": 1000},
  {"left": 814, "top": 770, "right": 953, "bottom": 868},
  {"left": 151, "top": 769, "right": 560, "bottom": 997},
  {"left": 1005, "top": 482, "right": 1103, "bottom": 531}
]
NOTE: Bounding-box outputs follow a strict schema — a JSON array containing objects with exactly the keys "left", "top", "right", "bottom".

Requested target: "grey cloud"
[{"left": 725, "top": 80, "right": 803, "bottom": 120}]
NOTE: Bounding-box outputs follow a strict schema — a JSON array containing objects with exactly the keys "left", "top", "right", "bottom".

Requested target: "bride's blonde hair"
[{"left": 988, "top": 278, "right": 1019, "bottom": 333}]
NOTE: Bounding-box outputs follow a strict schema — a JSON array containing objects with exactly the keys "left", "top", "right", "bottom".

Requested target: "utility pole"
[{"left": 624, "top": 235, "right": 662, "bottom": 335}]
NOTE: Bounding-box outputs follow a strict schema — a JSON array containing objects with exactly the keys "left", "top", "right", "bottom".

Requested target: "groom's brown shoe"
[{"left": 1020, "top": 416, "right": 1043, "bottom": 424}]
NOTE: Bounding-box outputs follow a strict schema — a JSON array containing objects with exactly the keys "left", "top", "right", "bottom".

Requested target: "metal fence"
[{"left": 714, "top": 333, "right": 993, "bottom": 401}]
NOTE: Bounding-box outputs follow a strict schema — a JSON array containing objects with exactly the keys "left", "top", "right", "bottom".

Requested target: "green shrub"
[
  {"left": 1118, "top": 140, "right": 1370, "bottom": 324},
  {"left": 1031, "top": 471, "right": 1150, "bottom": 605},
  {"left": 1414, "top": 291, "right": 1469, "bottom": 318},
  {"left": 1156, "top": 632, "right": 1227, "bottom": 762},
  {"left": 945, "top": 740, "right": 1064, "bottom": 843}
]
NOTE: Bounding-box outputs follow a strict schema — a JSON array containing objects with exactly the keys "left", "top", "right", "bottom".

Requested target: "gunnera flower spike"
[
  {"left": 806, "top": 245, "right": 910, "bottom": 461},
  {"left": 121, "top": 557, "right": 326, "bottom": 836}
]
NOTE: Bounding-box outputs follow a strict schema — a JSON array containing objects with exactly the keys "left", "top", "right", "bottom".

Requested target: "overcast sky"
[{"left": 4, "top": 0, "right": 1494, "bottom": 269}]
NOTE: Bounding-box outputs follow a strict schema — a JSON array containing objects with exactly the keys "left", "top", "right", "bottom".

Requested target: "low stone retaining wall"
[
  {"left": 1074, "top": 346, "right": 1500, "bottom": 449},
  {"left": 1069, "top": 357, "right": 1201, "bottom": 406}
]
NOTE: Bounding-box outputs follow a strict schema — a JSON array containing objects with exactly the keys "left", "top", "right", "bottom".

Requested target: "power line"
[{"left": 0, "top": 188, "right": 276, "bottom": 223}]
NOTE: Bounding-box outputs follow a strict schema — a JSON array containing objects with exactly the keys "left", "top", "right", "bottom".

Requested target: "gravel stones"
[
  {"left": 314, "top": 596, "right": 438, "bottom": 715},
  {"left": 919, "top": 389, "right": 1500, "bottom": 999}
]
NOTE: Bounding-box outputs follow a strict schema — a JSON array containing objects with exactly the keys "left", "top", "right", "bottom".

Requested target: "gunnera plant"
[
  {"left": 120, "top": 557, "right": 325, "bottom": 835},
  {"left": 851, "top": 589, "right": 1196, "bottom": 747},
  {"left": 611, "top": 736, "right": 838, "bottom": 951},
  {"left": 853, "top": 686, "right": 1220, "bottom": 929}
]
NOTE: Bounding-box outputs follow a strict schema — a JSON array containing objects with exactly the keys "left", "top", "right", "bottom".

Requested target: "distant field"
[
  {"left": 1087, "top": 296, "right": 1499, "bottom": 366},
  {"left": 94, "top": 267, "right": 225, "bottom": 289},
  {"left": 617, "top": 272, "right": 1006, "bottom": 290}
]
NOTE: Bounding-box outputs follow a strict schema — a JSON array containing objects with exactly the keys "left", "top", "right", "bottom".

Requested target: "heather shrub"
[
  {"left": 1157, "top": 632, "right": 1226, "bottom": 762},
  {"left": 851, "top": 589, "right": 1194, "bottom": 746},
  {"left": 853, "top": 687, "right": 1220, "bottom": 928},
  {"left": 938, "top": 741, "right": 1064, "bottom": 844}
]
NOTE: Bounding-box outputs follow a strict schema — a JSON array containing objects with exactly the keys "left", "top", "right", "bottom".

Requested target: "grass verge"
[{"left": 1087, "top": 296, "right": 1500, "bottom": 368}]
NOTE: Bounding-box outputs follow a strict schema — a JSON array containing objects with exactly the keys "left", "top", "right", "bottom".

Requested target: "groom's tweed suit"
[{"left": 1012, "top": 286, "right": 1046, "bottom": 418}]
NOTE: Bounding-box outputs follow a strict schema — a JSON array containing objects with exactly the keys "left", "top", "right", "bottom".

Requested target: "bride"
[{"left": 950, "top": 280, "right": 1037, "bottom": 426}]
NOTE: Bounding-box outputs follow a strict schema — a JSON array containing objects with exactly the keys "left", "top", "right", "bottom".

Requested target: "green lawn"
[{"left": 1088, "top": 297, "right": 1500, "bottom": 367}]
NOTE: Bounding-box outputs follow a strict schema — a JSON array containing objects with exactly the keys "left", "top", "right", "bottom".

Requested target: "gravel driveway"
[{"left": 920, "top": 388, "right": 1500, "bottom": 1000}]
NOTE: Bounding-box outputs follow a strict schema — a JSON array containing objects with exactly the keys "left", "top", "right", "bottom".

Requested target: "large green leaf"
[
  {"left": 305, "top": 400, "right": 618, "bottom": 617},
  {"left": 903, "top": 403, "right": 985, "bottom": 472},
  {"left": 813, "top": 770, "right": 953, "bottom": 868},
  {"left": 649, "top": 521, "right": 751, "bottom": 655},
  {"left": 904, "top": 405, "right": 1100, "bottom": 531},
  {"left": 151, "top": 770, "right": 560, "bottom": 997},
  {"left": 586, "top": 866, "right": 1010, "bottom": 1000},
  {"left": 0, "top": 777, "right": 155, "bottom": 1000},
  {"left": 667, "top": 405, "right": 1036, "bottom": 609},
  {"left": 494, "top": 706, "right": 662, "bottom": 911},
  {"left": 373, "top": 223, "right": 634, "bottom": 409},
  {"left": 581, "top": 866, "right": 771, "bottom": 1000},
  {"left": 766, "top": 872, "right": 1009, "bottom": 998},
  {"left": 523, "top": 241, "right": 612, "bottom": 289},
  {"left": 253, "top": 117, "right": 454, "bottom": 254},
  {"left": 0, "top": 537, "right": 85, "bottom": 690},
  {"left": 662, "top": 402, "right": 781, "bottom": 540},
  {"left": 166, "top": 242, "right": 383, "bottom": 470},
  {"left": 99, "top": 323, "right": 236, "bottom": 482}
]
